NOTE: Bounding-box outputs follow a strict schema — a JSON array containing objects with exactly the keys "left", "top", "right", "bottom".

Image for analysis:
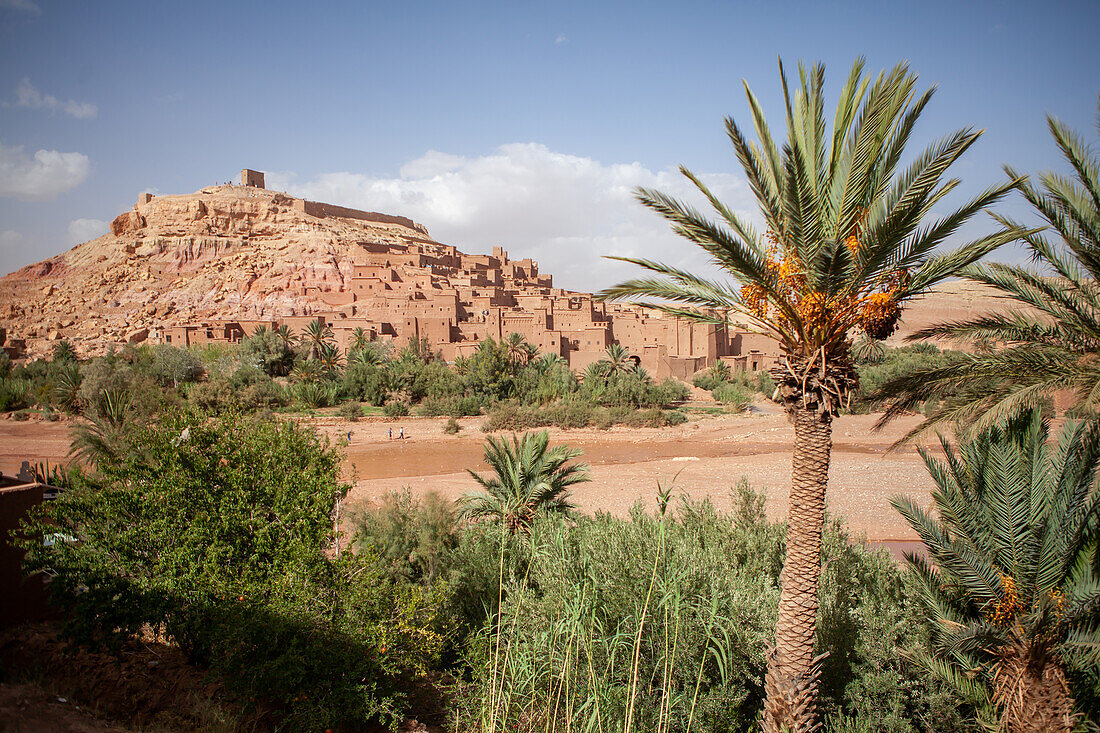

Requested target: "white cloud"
[
  {"left": 67, "top": 218, "right": 107, "bottom": 244},
  {"left": 12, "top": 78, "right": 97, "bottom": 119},
  {"left": 0, "top": 230, "right": 22, "bottom": 247},
  {"left": 0, "top": 0, "right": 40, "bottom": 14},
  {"left": 555, "top": 34, "right": 569, "bottom": 45},
  {"left": 266, "top": 143, "right": 754, "bottom": 293},
  {"left": 0, "top": 141, "right": 91, "bottom": 200}
]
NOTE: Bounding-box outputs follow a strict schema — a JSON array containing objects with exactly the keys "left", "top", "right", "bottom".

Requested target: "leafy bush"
[
  {"left": 350, "top": 490, "right": 461, "bottom": 584},
  {"left": 18, "top": 413, "right": 445, "bottom": 729},
  {"left": 443, "top": 416, "right": 461, "bottom": 434},
  {"left": 339, "top": 401, "right": 364, "bottom": 421},
  {"left": 416, "top": 394, "right": 482, "bottom": 417},
  {"left": 343, "top": 362, "right": 390, "bottom": 406},
  {"left": 459, "top": 338, "right": 515, "bottom": 401},
  {"left": 188, "top": 368, "right": 288, "bottom": 412},
  {"left": 713, "top": 382, "right": 754, "bottom": 411},
  {"left": 295, "top": 381, "right": 338, "bottom": 408},
  {"left": 148, "top": 345, "right": 204, "bottom": 388},
  {"left": 77, "top": 350, "right": 174, "bottom": 419},
  {"left": 665, "top": 409, "right": 688, "bottom": 426},
  {"left": 383, "top": 401, "right": 410, "bottom": 418},
  {"left": 448, "top": 485, "right": 970, "bottom": 733},
  {"left": 0, "top": 377, "right": 30, "bottom": 412}
]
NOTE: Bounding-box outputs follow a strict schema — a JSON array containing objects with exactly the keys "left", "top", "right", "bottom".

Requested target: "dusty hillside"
[
  {"left": 0, "top": 182, "right": 1021, "bottom": 358},
  {"left": 0, "top": 185, "right": 433, "bottom": 357}
]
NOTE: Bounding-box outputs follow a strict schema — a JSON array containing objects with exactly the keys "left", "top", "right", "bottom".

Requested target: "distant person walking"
[
  {"left": 388, "top": 427, "right": 392, "bottom": 440},
  {"left": 399, "top": 427, "right": 404, "bottom": 440}
]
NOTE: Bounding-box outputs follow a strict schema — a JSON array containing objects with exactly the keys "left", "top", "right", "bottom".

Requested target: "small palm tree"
[
  {"left": 581, "top": 361, "right": 610, "bottom": 385},
  {"left": 350, "top": 326, "right": 370, "bottom": 352},
  {"left": 876, "top": 98, "right": 1100, "bottom": 439},
  {"left": 316, "top": 342, "right": 343, "bottom": 378},
  {"left": 892, "top": 410, "right": 1100, "bottom": 732},
  {"left": 70, "top": 389, "right": 133, "bottom": 466},
  {"left": 52, "top": 361, "right": 83, "bottom": 413},
  {"left": 503, "top": 332, "right": 534, "bottom": 369},
  {"left": 289, "top": 359, "right": 323, "bottom": 384},
  {"left": 531, "top": 353, "right": 567, "bottom": 375},
  {"left": 350, "top": 347, "right": 384, "bottom": 368},
  {"left": 301, "top": 318, "right": 334, "bottom": 360},
  {"left": 600, "top": 343, "right": 634, "bottom": 373},
  {"left": 274, "top": 323, "right": 296, "bottom": 348},
  {"left": 51, "top": 339, "right": 78, "bottom": 363},
  {"left": 851, "top": 332, "right": 887, "bottom": 365},
  {"left": 596, "top": 59, "right": 1020, "bottom": 732},
  {"left": 461, "top": 431, "right": 589, "bottom": 533}
]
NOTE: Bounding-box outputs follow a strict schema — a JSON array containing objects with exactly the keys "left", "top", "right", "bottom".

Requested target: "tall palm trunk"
[{"left": 763, "top": 407, "right": 831, "bottom": 733}]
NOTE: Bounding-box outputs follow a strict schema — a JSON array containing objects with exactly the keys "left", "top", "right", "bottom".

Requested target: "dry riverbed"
[{"left": 1, "top": 403, "right": 937, "bottom": 543}]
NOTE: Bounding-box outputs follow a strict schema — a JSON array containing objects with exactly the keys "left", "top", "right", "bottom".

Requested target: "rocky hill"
[
  {"left": 0, "top": 185, "right": 437, "bottom": 357},
  {"left": 0, "top": 181, "right": 1019, "bottom": 360}
]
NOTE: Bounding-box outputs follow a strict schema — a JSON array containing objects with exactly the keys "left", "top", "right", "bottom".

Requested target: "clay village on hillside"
[{"left": 0, "top": 169, "right": 779, "bottom": 379}]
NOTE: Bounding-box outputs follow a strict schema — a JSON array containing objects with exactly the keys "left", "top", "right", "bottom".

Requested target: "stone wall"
[{"left": 292, "top": 199, "right": 427, "bottom": 233}]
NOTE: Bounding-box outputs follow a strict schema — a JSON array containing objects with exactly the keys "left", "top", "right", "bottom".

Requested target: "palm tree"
[
  {"left": 875, "top": 98, "right": 1100, "bottom": 440},
  {"left": 70, "top": 389, "right": 133, "bottom": 466},
  {"left": 850, "top": 332, "right": 887, "bottom": 365},
  {"left": 892, "top": 410, "right": 1100, "bottom": 732},
  {"left": 301, "top": 317, "right": 334, "bottom": 360},
  {"left": 595, "top": 59, "right": 1020, "bottom": 732},
  {"left": 531, "top": 353, "right": 568, "bottom": 375},
  {"left": 350, "top": 346, "right": 384, "bottom": 368},
  {"left": 581, "top": 361, "right": 609, "bottom": 386},
  {"left": 51, "top": 339, "right": 78, "bottom": 363},
  {"left": 316, "top": 342, "right": 343, "bottom": 379},
  {"left": 273, "top": 323, "right": 296, "bottom": 349},
  {"left": 461, "top": 430, "right": 589, "bottom": 533},
  {"left": 503, "top": 332, "right": 534, "bottom": 369},
  {"left": 289, "top": 358, "right": 323, "bottom": 384},
  {"left": 350, "top": 326, "right": 370, "bottom": 353},
  {"left": 600, "top": 343, "right": 634, "bottom": 373},
  {"left": 52, "top": 361, "right": 83, "bottom": 413}
]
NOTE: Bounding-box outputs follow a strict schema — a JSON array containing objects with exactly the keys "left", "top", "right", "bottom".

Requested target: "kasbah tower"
[{"left": 0, "top": 168, "right": 780, "bottom": 378}]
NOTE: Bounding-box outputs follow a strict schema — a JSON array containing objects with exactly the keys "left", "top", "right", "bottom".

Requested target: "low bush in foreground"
[
  {"left": 349, "top": 481, "right": 975, "bottom": 733},
  {"left": 18, "top": 412, "right": 445, "bottom": 729}
]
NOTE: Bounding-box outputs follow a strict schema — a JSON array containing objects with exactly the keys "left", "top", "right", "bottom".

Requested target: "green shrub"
[
  {"left": 343, "top": 362, "right": 390, "bottom": 406},
  {"left": 443, "top": 416, "right": 460, "bottom": 434},
  {"left": 547, "top": 398, "right": 594, "bottom": 428},
  {"left": 383, "top": 401, "right": 409, "bottom": 418},
  {"left": 295, "top": 381, "right": 338, "bottom": 408},
  {"left": 339, "top": 401, "right": 364, "bottom": 421},
  {"left": 0, "top": 377, "right": 30, "bottom": 412},
  {"left": 665, "top": 409, "right": 688, "bottom": 425},
  {"left": 18, "top": 413, "right": 444, "bottom": 729},
  {"left": 481, "top": 401, "right": 550, "bottom": 432},
  {"left": 416, "top": 394, "right": 481, "bottom": 417},
  {"left": 350, "top": 490, "right": 461, "bottom": 584},
  {"left": 148, "top": 345, "right": 204, "bottom": 388},
  {"left": 449, "top": 486, "right": 969, "bottom": 733},
  {"left": 713, "top": 382, "right": 754, "bottom": 411},
  {"left": 12, "top": 408, "right": 31, "bottom": 421}
]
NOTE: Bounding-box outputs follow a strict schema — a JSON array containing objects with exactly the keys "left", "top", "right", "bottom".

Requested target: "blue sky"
[{"left": 1, "top": 0, "right": 1097, "bottom": 291}]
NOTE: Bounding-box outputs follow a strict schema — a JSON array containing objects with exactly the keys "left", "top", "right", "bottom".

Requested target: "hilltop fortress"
[{"left": 0, "top": 169, "right": 779, "bottom": 377}]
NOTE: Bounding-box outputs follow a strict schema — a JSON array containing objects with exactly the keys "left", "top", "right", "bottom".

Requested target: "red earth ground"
[{"left": 0, "top": 400, "right": 938, "bottom": 544}]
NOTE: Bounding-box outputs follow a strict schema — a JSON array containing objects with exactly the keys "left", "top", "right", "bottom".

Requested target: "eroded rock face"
[{"left": 0, "top": 185, "right": 432, "bottom": 357}]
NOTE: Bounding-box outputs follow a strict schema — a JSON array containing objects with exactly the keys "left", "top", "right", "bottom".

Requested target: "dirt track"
[{"left": 0, "top": 404, "right": 937, "bottom": 542}]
